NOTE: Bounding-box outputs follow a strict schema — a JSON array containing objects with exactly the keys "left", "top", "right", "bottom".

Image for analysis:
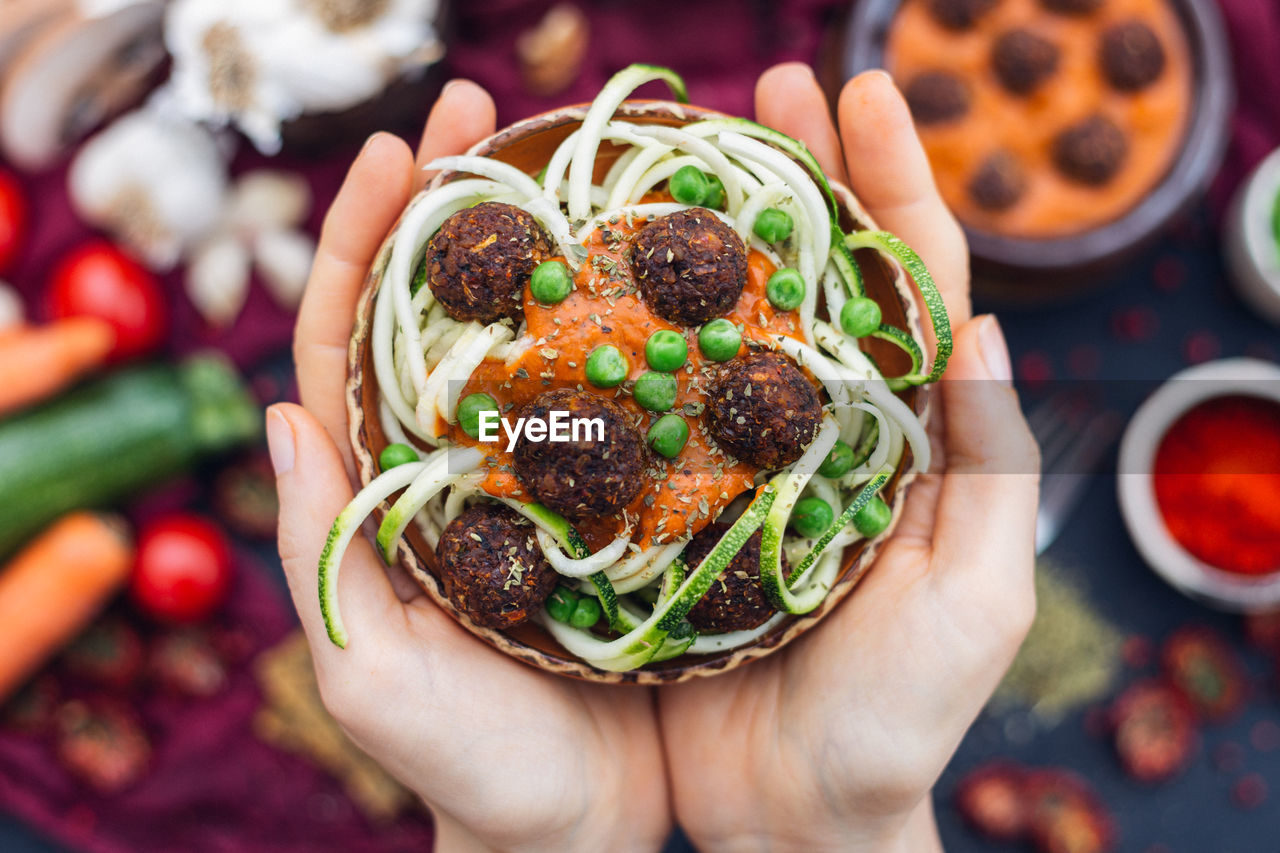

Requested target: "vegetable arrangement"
[{"left": 321, "top": 65, "right": 952, "bottom": 673}]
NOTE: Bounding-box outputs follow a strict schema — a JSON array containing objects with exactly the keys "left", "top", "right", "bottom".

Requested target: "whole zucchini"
[{"left": 0, "top": 356, "right": 260, "bottom": 558}]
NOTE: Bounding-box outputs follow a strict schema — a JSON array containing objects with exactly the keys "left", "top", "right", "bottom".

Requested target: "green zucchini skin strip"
[
  {"left": 622, "top": 63, "right": 689, "bottom": 103},
  {"left": 319, "top": 461, "right": 430, "bottom": 649},
  {"left": 845, "top": 230, "right": 952, "bottom": 383},
  {"left": 760, "top": 467, "right": 893, "bottom": 613},
  {"left": 869, "top": 322, "right": 926, "bottom": 391},
  {"left": 375, "top": 448, "right": 484, "bottom": 563}
]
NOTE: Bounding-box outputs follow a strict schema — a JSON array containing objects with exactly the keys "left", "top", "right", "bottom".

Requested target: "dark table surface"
[{"left": 4, "top": 0, "right": 1280, "bottom": 848}]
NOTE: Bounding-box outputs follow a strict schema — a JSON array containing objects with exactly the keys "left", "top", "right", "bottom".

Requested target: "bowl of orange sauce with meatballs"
[{"left": 841, "top": 0, "right": 1232, "bottom": 293}]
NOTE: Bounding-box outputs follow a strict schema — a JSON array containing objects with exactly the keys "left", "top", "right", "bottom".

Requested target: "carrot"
[
  {"left": 0, "top": 317, "right": 115, "bottom": 415},
  {"left": 0, "top": 512, "right": 134, "bottom": 701}
]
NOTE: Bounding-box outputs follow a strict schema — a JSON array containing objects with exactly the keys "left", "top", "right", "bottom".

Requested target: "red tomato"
[
  {"left": 130, "top": 515, "right": 233, "bottom": 623},
  {"left": 0, "top": 169, "right": 26, "bottom": 274},
  {"left": 47, "top": 241, "right": 166, "bottom": 361}
]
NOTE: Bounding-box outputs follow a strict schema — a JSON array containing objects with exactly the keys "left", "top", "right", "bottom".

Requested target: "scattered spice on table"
[{"left": 995, "top": 562, "right": 1123, "bottom": 723}]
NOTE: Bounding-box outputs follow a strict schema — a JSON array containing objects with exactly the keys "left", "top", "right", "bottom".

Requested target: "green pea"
[
  {"left": 634, "top": 371, "right": 678, "bottom": 412},
  {"left": 456, "top": 393, "right": 498, "bottom": 439},
  {"left": 854, "top": 496, "right": 892, "bottom": 538},
  {"left": 697, "top": 318, "right": 741, "bottom": 362},
  {"left": 645, "top": 329, "right": 688, "bottom": 372},
  {"left": 647, "top": 413, "right": 690, "bottom": 459},
  {"left": 569, "top": 596, "right": 602, "bottom": 628},
  {"left": 547, "top": 586, "right": 579, "bottom": 623},
  {"left": 840, "top": 297, "right": 882, "bottom": 338},
  {"left": 586, "top": 344, "right": 629, "bottom": 388},
  {"left": 818, "top": 440, "right": 855, "bottom": 479},
  {"left": 753, "top": 208, "right": 794, "bottom": 243},
  {"left": 379, "top": 443, "right": 419, "bottom": 471},
  {"left": 530, "top": 260, "right": 573, "bottom": 304},
  {"left": 766, "top": 268, "right": 805, "bottom": 311},
  {"left": 703, "top": 174, "right": 726, "bottom": 209},
  {"left": 669, "top": 165, "right": 710, "bottom": 206},
  {"left": 792, "top": 497, "right": 834, "bottom": 539}
]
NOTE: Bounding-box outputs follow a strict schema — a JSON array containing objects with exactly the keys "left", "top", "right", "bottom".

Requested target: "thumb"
[
  {"left": 266, "top": 403, "right": 400, "bottom": 662},
  {"left": 930, "top": 316, "right": 1039, "bottom": 613}
]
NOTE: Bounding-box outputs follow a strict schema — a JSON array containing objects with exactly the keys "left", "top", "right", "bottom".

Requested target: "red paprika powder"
[{"left": 1153, "top": 395, "right": 1280, "bottom": 575}]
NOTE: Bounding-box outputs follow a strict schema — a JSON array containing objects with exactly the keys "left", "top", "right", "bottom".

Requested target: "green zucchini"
[{"left": 0, "top": 356, "right": 260, "bottom": 558}]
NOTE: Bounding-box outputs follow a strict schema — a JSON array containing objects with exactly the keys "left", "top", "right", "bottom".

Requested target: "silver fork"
[{"left": 1028, "top": 392, "right": 1123, "bottom": 554}]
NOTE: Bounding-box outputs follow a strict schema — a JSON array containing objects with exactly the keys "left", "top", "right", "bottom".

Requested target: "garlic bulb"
[
  {"left": 164, "top": 0, "right": 442, "bottom": 154},
  {"left": 70, "top": 107, "right": 229, "bottom": 270},
  {"left": 186, "top": 232, "right": 251, "bottom": 328},
  {"left": 255, "top": 227, "right": 315, "bottom": 310}
]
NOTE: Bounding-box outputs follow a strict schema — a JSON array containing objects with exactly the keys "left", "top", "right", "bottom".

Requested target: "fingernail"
[
  {"left": 266, "top": 407, "right": 295, "bottom": 475},
  {"left": 361, "top": 131, "right": 389, "bottom": 154},
  {"left": 440, "top": 79, "right": 464, "bottom": 98},
  {"left": 978, "top": 315, "right": 1013, "bottom": 386}
]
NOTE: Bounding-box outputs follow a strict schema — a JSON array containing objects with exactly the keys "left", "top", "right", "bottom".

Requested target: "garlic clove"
[
  {"left": 70, "top": 107, "right": 229, "bottom": 271},
  {"left": 0, "top": 0, "right": 167, "bottom": 170},
  {"left": 517, "top": 4, "right": 590, "bottom": 97},
  {"left": 227, "top": 170, "right": 312, "bottom": 237},
  {"left": 0, "top": 281, "right": 24, "bottom": 332},
  {"left": 186, "top": 233, "right": 251, "bottom": 328},
  {"left": 254, "top": 228, "right": 316, "bottom": 311}
]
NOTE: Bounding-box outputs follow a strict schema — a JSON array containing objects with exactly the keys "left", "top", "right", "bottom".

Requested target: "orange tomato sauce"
[
  {"left": 886, "top": 0, "right": 1192, "bottom": 238},
  {"left": 450, "top": 215, "right": 805, "bottom": 552}
]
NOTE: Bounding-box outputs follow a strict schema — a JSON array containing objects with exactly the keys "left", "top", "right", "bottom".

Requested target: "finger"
[
  {"left": 837, "top": 70, "right": 970, "bottom": 326},
  {"left": 415, "top": 79, "right": 498, "bottom": 190},
  {"left": 754, "top": 62, "right": 849, "bottom": 186},
  {"left": 929, "top": 316, "right": 1039, "bottom": 604},
  {"left": 267, "top": 403, "right": 402, "bottom": 665},
  {"left": 295, "top": 133, "right": 415, "bottom": 472}
]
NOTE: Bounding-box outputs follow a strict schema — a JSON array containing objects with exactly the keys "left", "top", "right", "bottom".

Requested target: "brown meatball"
[
  {"left": 1100, "top": 21, "right": 1166, "bottom": 92},
  {"left": 1052, "top": 115, "right": 1129, "bottom": 186},
  {"left": 705, "top": 351, "right": 822, "bottom": 470},
  {"left": 423, "top": 201, "right": 551, "bottom": 324},
  {"left": 968, "top": 151, "right": 1027, "bottom": 211},
  {"left": 992, "top": 29, "right": 1060, "bottom": 95},
  {"left": 1039, "top": 0, "right": 1103, "bottom": 15},
  {"left": 436, "top": 503, "right": 557, "bottom": 630},
  {"left": 926, "top": 0, "right": 997, "bottom": 31},
  {"left": 904, "top": 72, "right": 971, "bottom": 126},
  {"left": 513, "top": 389, "right": 646, "bottom": 521},
  {"left": 682, "top": 523, "right": 787, "bottom": 634},
  {"left": 629, "top": 208, "right": 748, "bottom": 326}
]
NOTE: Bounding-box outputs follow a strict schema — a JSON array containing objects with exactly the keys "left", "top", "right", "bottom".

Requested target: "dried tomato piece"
[
  {"left": 55, "top": 700, "right": 150, "bottom": 794},
  {"left": 954, "top": 761, "right": 1029, "bottom": 841},
  {"left": 1110, "top": 680, "right": 1196, "bottom": 782},
  {"left": 1161, "top": 627, "right": 1247, "bottom": 722},
  {"left": 3, "top": 675, "right": 59, "bottom": 734},
  {"left": 150, "top": 629, "right": 228, "bottom": 698},
  {"left": 1025, "top": 770, "right": 1115, "bottom": 853},
  {"left": 62, "top": 617, "right": 145, "bottom": 689},
  {"left": 212, "top": 453, "right": 279, "bottom": 540}
]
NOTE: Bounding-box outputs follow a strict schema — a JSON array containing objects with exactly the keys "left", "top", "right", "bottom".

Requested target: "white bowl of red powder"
[{"left": 1118, "top": 358, "right": 1280, "bottom": 611}]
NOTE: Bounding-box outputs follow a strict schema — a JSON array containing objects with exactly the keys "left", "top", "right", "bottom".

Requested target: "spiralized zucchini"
[{"left": 320, "top": 64, "right": 951, "bottom": 671}]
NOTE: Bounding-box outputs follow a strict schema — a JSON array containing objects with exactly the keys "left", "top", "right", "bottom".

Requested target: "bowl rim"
[
  {"left": 842, "top": 0, "right": 1235, "bottom": 273},
  {"left": 1116, "top": 357, "right": 1280, "bottom": 612},
  {"left": 344, "top": 99, "right": 933, "bottom": 684}
]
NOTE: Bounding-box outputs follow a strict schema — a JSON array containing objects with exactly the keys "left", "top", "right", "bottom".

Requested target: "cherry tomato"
[
  {"left": 47, "top": 241, "right": 166, "bottom": 361},
  {"left": 130, "top": 515, "right": 233, "bottom": 624},
  {"left": 0, "top": 169, "right": 27, "bottom": 274}
]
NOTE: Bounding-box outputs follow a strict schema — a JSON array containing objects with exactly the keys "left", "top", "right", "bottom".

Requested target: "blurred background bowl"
[
  {"left": 1117, "top": 357, "right": 1280, "bottom": 612},
  {"left": 836, "top": 0, "right": 1234, "bottom": 303}
]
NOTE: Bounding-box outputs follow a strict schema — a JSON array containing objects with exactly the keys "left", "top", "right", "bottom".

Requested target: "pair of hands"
[{"left": 267, "top": 64, "right": 1040, "bottom": 852}]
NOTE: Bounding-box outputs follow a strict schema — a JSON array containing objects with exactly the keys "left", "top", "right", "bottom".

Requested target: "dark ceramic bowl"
[
  {"left": 839, "top": 0, "right": 1233, "bottom": 301},
  {"left": 345, "top": 101, "right": 932, "bottom": 683}
]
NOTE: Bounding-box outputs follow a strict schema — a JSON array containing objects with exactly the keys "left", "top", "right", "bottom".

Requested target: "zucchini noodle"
[{"left": 319, "top": 64, "right": 950, "bottom": 672}]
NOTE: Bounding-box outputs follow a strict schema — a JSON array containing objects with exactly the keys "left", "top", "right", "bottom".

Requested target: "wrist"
[{"left": 685, "top": 796, "right": 941, "bottom": 853}]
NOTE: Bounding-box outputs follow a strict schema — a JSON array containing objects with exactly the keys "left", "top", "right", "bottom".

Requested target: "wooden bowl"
[{"left": 345, "top": 101, "right": 932, "bottom": 684}]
